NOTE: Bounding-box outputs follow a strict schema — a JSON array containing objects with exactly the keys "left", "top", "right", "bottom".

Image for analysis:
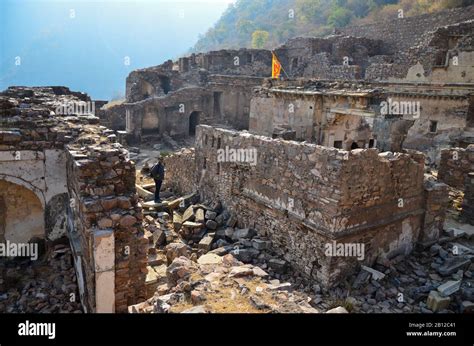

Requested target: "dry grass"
[{"left": 169, "top": 277, "right": 279, "bottom": 314}]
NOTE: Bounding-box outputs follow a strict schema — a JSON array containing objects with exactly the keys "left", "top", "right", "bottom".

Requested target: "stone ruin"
[
  {"left": 1, "top": 5, "right": 474, "bottom": 314},
  {"left": 0, "top": 87, "right": 146, "bottom": 312}
]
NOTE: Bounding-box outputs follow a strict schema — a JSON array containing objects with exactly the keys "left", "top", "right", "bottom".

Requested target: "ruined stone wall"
[
  {"left": 275, "top": 36, "right": 383, "bottom": 80},
  {"left": 163, "top": 149, "right": 197, "bottom": 196},
  {"left": 1, "top": 87, "right": 147, "bottom": 313},
  {"left": 438, "top": 145, "right": 474, "bottom": 189},
  {"left": 372, "top": 93, "right": 471, "bottom": 165},
  {"left": 98, "top": 103, "right": 127, "bottom": 131},
  {"left": 421, "top": 176, "right": 450, "bottom": 245},
  {"left": 363, "top": 19, "right": 474, "bottom": 82},
  {"left": 339, "top": 5, "right": 474, "bottom": 54},
  {"left": 194, "top": 49, "right": 271, "bottom": 77},
  {"left": 249, "top": 87, "right": 376, "bottom": 147},
  {"left": 190, "top": 125, "right": 428, "bottom": 287},
  {"left": 125, "top": 87, "right": 213, "bottom": 143},
  {"left": 66, "top": 143, "right": 147, "bottom": 313},
  {"left": 249, "top": 91, "right": 316, "bottom": 141},
  {"left": 0, "top": 92, "right": 77, "bottom": 243},
  {"left": 209, "top": 75, "right": 265, "bottom": 130},
  {"left": 462, "top": 172, "right": 474, "bottom": 225}
]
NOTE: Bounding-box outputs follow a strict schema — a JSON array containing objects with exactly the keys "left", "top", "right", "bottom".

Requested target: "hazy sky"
[{"left": 0, "top": 0, "right": 235, "bottom": 99}]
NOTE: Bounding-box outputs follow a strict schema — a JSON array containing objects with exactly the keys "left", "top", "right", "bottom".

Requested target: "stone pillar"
[
  {"left": 462, "top": 172, "right": 474, "bottom": 225},
  {"left": 66, "top": 145, "right": 147, "bottom": 313},
  {"left": 421, "top": 175, "right": 449, "bottom": 245},
  {"left": 93, "top": 229, "right": 115, "bottom": 313}
]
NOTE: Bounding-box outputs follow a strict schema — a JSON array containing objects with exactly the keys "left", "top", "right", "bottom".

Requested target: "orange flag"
[{"left": 272, "top": 52, "right": 282, "bottom": 79}]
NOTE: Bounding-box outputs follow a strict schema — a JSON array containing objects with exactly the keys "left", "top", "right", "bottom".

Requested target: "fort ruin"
[{"left": 1, "top": 5, "right": 474, "bottom": 314}]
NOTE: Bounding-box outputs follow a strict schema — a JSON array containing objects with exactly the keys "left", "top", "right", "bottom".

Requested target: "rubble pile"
[
  {"left": 132, "top": 185, "right": 474, "bottom": 314},
  {"left": 131, "top": 191, "right": 324, "bottom": 313},
  {"left": 0, "top": 245, "right": 82, "bottom": 313},
  {"left": 130, "top": 253, "right": 318, "bottom": 313},
  {"left": 312, "top": 228, "right": 474, "bottom": 313}
]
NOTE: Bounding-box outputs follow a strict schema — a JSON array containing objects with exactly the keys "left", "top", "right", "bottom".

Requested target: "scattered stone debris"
[
  {"left": 130, "top": 253, "right": 318, "bottom": 314},
  {"left": 0, "top": 244, "right": 82, "bottom": 313},
  {"left": 129, "top": 186, "right": 474, "bottom": 314}
]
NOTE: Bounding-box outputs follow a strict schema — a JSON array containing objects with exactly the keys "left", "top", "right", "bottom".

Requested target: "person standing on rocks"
[{"left": 150, "top": 157, "right": 165, "bottom": 203}]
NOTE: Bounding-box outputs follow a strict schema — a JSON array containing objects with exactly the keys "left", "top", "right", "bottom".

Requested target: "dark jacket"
[{"left": 151, "top": 162, "right": 165, "bottom": 181}]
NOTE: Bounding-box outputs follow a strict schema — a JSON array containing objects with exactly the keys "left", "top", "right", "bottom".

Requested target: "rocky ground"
[
  {"left": 1, "top": 151, "right": 472, "bottom": 314},
  {"left": 130, "top": 180, "right": 474, "bottom": 314},
  {"left": 0, "top": 244, "right": 82, "bottom": 313}
]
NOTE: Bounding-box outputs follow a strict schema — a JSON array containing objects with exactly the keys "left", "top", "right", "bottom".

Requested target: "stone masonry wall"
[
  {"left": 184, "top": 125, "right": 429, "bottom": 287},
  {"left": 462, "top": 172, "right": 474, "bottom": 225},
  {"left": 438, "top": 145, "right": 474, "bottom": 189},
  {"left": 163, "top": 148, "right": 197, "bottom": 196},
  {"left": 0, "top": 86, "right": 147, "bottom": 313},
  {"left": 421, "top": 175, "right": 450, "bottom": 245},
  {"left": 340, "top": 5, "right": 474, "bottom": 54},
  {"left": 66, "top": 139, "right": 147, "bottom": 313}
]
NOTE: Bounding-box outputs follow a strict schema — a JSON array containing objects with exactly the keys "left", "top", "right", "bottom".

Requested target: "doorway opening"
[
  {"left": 213, "top": 92, "right": 223, "bottom": 117},
  {"left": 189, "top": 111, "right": 200, "bottom": 136},
  {"left": 159, "top": 76, "right": 171, "bottom": 95}
]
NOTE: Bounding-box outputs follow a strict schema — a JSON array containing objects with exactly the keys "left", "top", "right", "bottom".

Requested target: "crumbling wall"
[
  {"left": 365, "top": 20, "right": 474, "bottom": 82},
  {"left": 339, "top": 5, "right": 474, "bottom": 54},
  {"left": 462, "top": 172, "right": 474, "bottom": 225},
  {"left": 372, "top": 93, "right": 471, "bottom": 165},
  {"left": 66, "top": 143, "right": 147, "bottom": 313},
  {"left": 249, "top": 85, "right": 377, "bottom": 147},
  {"left": 438, "top": 145, "right": 474, "bottom": 189},
  {"left": 98, "top": 103, "right": 127, "bottom": 131},
  {"left": 249, "top": 92, "right": 316, "bottom": 141},
  {"left": 0, "top": 93, "right": 72, "bottom": 242},
  {"left": 125, "top": 87, "right": 213, "bottom": 143},
  {"left": 163, "top": 149, "right": 197, "bottom": 195},
  {"left": 421, "top": 175, "right": 450, "bottom": 245},
  {"left": 1, "top": 87, "right": 147, "bottom": 313},
  {"left": 275, "top": 36, "right": 384, "bottom": 80},
  {"left": 209, "top": 75, "right": 265, "bottom": 130},
  {"left": 190, "top": 125, "right": 430, "bottom": 287}
]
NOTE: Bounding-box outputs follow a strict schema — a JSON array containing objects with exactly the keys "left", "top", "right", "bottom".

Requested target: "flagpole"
[{"left": 272, "top": 50, "right": 290, "bottom": 79}]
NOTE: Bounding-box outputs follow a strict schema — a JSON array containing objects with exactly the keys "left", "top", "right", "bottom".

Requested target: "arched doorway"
[
  {"left": 0, "top": 180, "right": 44, "bottom": 243},
  {"left": 189, "top": 111, "right": 200, "bottom": 136},
  {"left": 351, "top": 142, "right": 359, "bottom": 150}
]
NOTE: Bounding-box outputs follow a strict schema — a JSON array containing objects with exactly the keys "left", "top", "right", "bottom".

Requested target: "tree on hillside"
[
  {"left": 191, "top": 0, "right": 473, "bottom": 52},
  {"left": 251, "top": 30, "right": 270, "bottom": 48},
  {"left": 328, "top": 6, "right": 353, "bottom": 27},
  {"left": 296, "top": 0, "right": 326, "bottom": 24},
  {"left": 237, "top": 19, "right": 256, "bottom": 36}
]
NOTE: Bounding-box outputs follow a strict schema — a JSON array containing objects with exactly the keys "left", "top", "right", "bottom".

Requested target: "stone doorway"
[{"left": 189, "top": 111, "right": 200, "bottom": 136}]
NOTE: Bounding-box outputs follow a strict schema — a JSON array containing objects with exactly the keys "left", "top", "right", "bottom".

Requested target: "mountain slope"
[{"left": 191, "top": 0, "right": 473, "bottom": 52}]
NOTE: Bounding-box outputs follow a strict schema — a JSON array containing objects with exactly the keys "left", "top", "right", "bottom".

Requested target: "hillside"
[{"left": 191, "top": 0, "right": 473, "bottom": 52}]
